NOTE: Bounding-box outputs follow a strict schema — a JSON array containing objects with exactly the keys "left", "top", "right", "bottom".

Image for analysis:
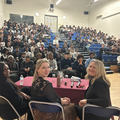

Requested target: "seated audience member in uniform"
[
  {"left": 73, "top": 48, "right": 80, "bottom": 60},
  {"left": 85, "top": 52, "right": 94, "bottom": 68},
  {"left": 76, "top": 60, "right": 111, "bottom": 120},
  {"left": 47, "top": 43, "right": 53, "bottom": 52},
  {"left": 56, "top": 53, "right": 62, "bottom": 71},
  {"left": 19, "top": 52, "right": 26, "bottom": 69},
  {"left": 43, "top": 48, "right": 48, "bottom": 58},
  {"left": 61, "top": 44, "right": 68, "bottom": 53},
  {"left": 30, "top": 59, "right": 77, "bottom": 120},
  {"left": 20, "top": 56, "right": 34, "bottom": 77},
  {"left": 7, "top": 55, "right": 19, "bottom": 82},
  {"left": 55, "top": 44, "right": 59, "bottom": 53},
  {"left": 105, "top": 46, "right": 112, "bottom": 55},
  {"left": 72, "top": 54, "right": 86, "bottom": 79},
  {"left": 48, "top": 52, "right": 58, "bottom": 77},
  {"left": 34, "top": 53, "right": 43, "bottom": 66},
  {"left": 0, "top": 62, "right": 32, "bottom": 120},
  {"left": 37, "top": 39, "right": 44, "bottom": 48},
  {"left": 99, "top": 44, "right": 106, "bottom": 60},
  {"left": 53, "top": 37, "right": 59, "bottom": 46},
  {"left": 70, "top": 44, "right": 75, "bottom": 55},
  {"left": 69, "top": 53, "right": 75, "bottom": 63},
  {"left": 61, "top": 52, "right": 71, "bottom": 70},
  {"left": 24, "top": 47, "right": 32, "bottom": 58},
  {"left": 40, "top": 43, "right": 45, "bottom": 52},
  {"left": 31, "top": 43, "right": 36, "bottom": 57},
  {"left": 13, "top": 46, "right": 21, "bottom": 63},
  {"left": 1, "top": 48, "right": 9, "bottom": 62},
  {"left": 6, "top": 42, "right": 13, "bottom": 52},
  {"left": 52, "top": 48, "right": 57, "bottom": 59}
]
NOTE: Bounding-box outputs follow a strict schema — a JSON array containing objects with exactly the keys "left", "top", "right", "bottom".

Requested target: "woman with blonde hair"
[
  {"left": 31, "top": 58, "right": 77, "bottom": 120},
  {"left": 75, "top": 59, "right": 111, "bottom": 120}
]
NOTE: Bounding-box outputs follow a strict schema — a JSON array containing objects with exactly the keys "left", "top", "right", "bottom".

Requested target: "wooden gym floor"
[{"left": 0, "top": 73, "right": 120, "bottom": 120}]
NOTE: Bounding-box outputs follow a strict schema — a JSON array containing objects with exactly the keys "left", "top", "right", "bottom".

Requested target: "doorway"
[{"left": 44, "top": 15, "right": 58, "bottom": 33}]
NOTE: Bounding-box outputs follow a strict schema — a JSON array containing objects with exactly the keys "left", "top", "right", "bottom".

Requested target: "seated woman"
[
  {"left": 7, "top": 55, "right": 19, "bottom": 82},
  {"left": 0, "top": 62, "right": 32, "bottom": 120},
  {"left": 31, "top": 58, "right": 77, "bottom": 120},
  {"left": 75, "top": 59, "right": 111, "bottom": 120}
]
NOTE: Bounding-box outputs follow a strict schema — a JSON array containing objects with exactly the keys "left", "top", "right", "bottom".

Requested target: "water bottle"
[{"left": 20, "top": 75, "right": 24, "bottom": 85}]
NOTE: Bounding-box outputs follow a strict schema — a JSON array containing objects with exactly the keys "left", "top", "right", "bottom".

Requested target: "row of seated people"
[
  {"left": 59, "top": 25, "right": 120, "bottom": 60},
  {"left": 0, "top": 47, "right": 94, "bottom": 82}
]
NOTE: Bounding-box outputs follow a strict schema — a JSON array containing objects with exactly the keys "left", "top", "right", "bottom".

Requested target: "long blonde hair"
[
  {"left": 32, "top": 58, "right": 49, "bottom": 82},
  {"left": 85, "top": 59, "right": 111, "bottom": 87}
]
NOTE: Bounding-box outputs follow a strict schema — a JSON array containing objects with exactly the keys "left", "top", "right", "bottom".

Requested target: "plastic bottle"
[
  {"left": 57, "top": 75, "right": 60, "bottom": 87},
  {"left": 20, "top": 75, "right": 24, "bottom": 85}
]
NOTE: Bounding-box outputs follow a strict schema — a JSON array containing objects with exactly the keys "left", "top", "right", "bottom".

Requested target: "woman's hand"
[
  {"left": 20, "top": 92, "right": 31, "bottom": 100},
  {"left": 61, "top": 97, "right": 70, "bottom": 105},
  {"left": 79, "top": 99, "right": 87, "bottom": 107}
]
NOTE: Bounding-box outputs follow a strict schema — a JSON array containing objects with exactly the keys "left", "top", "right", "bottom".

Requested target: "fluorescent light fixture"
[
  {"left": 35, "top": 12, "right": 39, "bottom": 16},
  {"left": 94, "top": 0, "right": 98, "bottom": 2},
  {"left": 63, "top": 16, "right": 66, "bottom": 19},
  {"left": 56, "top": 0, "right": 61, "bottom": 5},
  {"left": 20, "top": 15, "right": 23, "bottom": 18}
]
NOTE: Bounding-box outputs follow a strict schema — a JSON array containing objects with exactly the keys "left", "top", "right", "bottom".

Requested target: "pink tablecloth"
[{"left": 16, "top": 77, "right": 89, "bottom": 104}]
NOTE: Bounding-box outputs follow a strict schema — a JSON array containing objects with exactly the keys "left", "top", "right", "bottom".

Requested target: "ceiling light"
[
  {"left": 56, "top": 0, "right": 61, "bottom": 5},
  {"left": 63, "top": 16, "right": 66, "bottom": 19},
  {"left": 94, "top": 0, "right": 98, "bottom": 2},
  {"left": 35, "top": 12, "right": 39, "bottom": 16},
  {"left": 20, "top": 15, "right": 23, "bottom": 18}
]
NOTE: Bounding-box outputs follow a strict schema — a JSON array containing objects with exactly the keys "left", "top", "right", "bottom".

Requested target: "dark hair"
[
  {"left": 64, "top": 51, "right": 69, "bottom": 55},
  {"left": 7, "top": 52, "right": 12, "bottom": 56},
  {"left": 77, "top": 54, "right": 84, "bottom": 59},
  {"left": 15, "top": 46, "right": 19, "bottom": 49},
  {"left": 89, "top": 52, "right": 94, "bottom": 56},
  {"left": 25, "top": 56, "right": 30, "bottom": 59}
]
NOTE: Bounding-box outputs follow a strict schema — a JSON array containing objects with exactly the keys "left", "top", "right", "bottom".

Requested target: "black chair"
[
  {"left": 0, "top": 95, "right": 26, "bottom": 120},
  {"left": 82, "top": 104, "right": 120, "bottom": 120},
  {"left": 29, "top": 101, "right": 65, "bottom": 120}
]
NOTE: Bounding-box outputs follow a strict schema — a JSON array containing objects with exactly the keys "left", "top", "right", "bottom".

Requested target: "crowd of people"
[
  {"left": 0, "top": 20, "right": 116, "bottom": 120},
  {"left": 0, "top": 20, "right": 97, "bottom": 81},
  {"left": 59, "top": 25, "right": 120, "bottom": 56}
]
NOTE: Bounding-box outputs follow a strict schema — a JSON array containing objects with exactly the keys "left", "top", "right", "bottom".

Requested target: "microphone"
[
  {"left": 64, "top": 82, "right": 67, "bottom": 86},
  {"left": 71, "top": 82, "right": 74, "bottom": 88},
  {"left": 76, "top": 81, "right": 81, "bottom": 88}
]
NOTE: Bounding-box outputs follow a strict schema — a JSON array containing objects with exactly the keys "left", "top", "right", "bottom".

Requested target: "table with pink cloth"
[{"left": 15, "top": 76, "right": 89, "bottom": 104}]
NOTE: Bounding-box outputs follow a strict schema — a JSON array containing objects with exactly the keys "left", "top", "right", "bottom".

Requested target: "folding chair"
[
  {"left": 0, "top": 95, "right": 26, "bottom": 120},
  {"left": 29, "top": 101, "right": 65, "bottom": 120},
  {"left": 82, "top": 104, "right": 120, "bottom": 120}
]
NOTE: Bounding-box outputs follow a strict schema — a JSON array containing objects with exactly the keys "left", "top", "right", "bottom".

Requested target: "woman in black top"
[
  {"left": 75, "top": 59, "right": 111, "bottom": 120},
  {"left": 0, "top": 62, "right": 32, "bottom": 120},
  {"left": 31, "top": 58, "right": 77, "bottom": 120}
]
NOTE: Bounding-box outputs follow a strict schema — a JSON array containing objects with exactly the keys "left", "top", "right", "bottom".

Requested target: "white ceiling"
[{"left": 45, "top": 0, "right": 118, "bottom": 12}]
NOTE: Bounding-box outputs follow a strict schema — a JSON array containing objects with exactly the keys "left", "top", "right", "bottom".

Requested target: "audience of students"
[{"left": 0, "top": 20, "right": 118, "bottom": 120}]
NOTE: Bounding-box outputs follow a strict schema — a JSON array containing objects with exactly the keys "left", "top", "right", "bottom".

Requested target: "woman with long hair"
[
  {"left": 75, "top": 59, "right": 111, "bottom": 120},
  {"left": 31, "top": 58, "right": 77, "bottom": 120},
  {"left": 0, "top": 62, "right": 32, "bottom": 120}
]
